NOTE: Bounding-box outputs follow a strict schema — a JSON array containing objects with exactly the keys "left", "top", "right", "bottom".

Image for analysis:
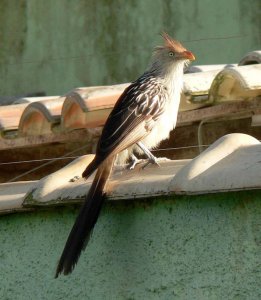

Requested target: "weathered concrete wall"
[
  {"left": 0, "top": 191, "right": 260, "bottom": 299},
  {"left": 0, "top": 0, "right": 260, "bottom": 103}
]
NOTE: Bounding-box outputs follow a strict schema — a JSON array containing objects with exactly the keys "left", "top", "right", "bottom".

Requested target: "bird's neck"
[
  {"left": 148, "top": 62, "right": 184, "bottom": 97},
  {"left": 163, "top": 63, "right": 184, "bottom": 96},
  {"left": 143, "top": 58, "right": 185, "bottom": 101}
]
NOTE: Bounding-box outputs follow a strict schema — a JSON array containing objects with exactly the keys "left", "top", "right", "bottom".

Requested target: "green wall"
[
  {"left": 0, "top": 0, "right": 260, "bottom": 103},
  {"left": 0, "top": 191, "right": 260, "bottom": 299}
]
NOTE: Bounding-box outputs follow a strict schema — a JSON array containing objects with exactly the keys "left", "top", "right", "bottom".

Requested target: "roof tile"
[
  {"left": 0, "top": 51, "right": 260, "bottom": 150},
  {"left": 238, "top": 50, "right": 261, "bottom": 66},
  {"left": 0, "top": 103, "right": 28, "bottom": 132},
  {"left": 61, "top": 85, "right": 128, "bottom": 130},
  {"left": 18, "top": 96, "right": 64, "bottom": 135},
  {"left": 209, "top": 65, "right": 261, "bottom": 103}
]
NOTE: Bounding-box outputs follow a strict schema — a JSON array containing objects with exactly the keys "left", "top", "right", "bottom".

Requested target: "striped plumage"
[{"left": 55, "top": 32, "right": 195, "bottom": 277}]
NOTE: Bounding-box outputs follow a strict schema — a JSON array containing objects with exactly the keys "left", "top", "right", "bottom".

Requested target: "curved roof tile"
[
  {"left": 61, "top": 84, "right": 128, "bottom": 130},
  {"left": 238, "top": 50, "right": 261, "bottom": 66},
  {"left": 208, "top": 65, "right": 261, "bottom": 103},
  {"left": 0, "top": 103, "right": 28, "bottom": 132},
  {"left": 0, "top": 60, "right": 260, "bottom": 144},
  {"left": 18, "top": 97, "right": 64, "bottom": 135},
  {"left": 171, "top": 133, "right": 261, "bottom": 194}
]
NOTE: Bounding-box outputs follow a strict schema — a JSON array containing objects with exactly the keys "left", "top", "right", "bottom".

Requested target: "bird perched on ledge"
[{"left": 55, "top": 32, "right": 195, "bottom": 277}]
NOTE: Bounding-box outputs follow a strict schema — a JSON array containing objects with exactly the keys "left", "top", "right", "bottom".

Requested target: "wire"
[
  {"left": 0, "top": 144, "right": 209, "bottom": 167},
  {"left": 0, "top": 156, "right": 79, "bottom": 166},
  {"left": 3, "top": 137, "right": 260, "bottom": 167},
  {"left": 153, "top": 145, "right": 209, "bottom": 151},
  {"left": 6, "top": 145, "right": 89, "bottom": 183},
  {"left": 3, "top": 136, "right": 260, "bottom": 181}
]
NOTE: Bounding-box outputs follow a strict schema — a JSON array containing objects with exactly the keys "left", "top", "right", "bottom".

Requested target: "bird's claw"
[
  {"left": 141, "top": 157, "right": 170, "bottom": 169},
  {"left": 127, "top": 155, "right": 145, "bottom": 170},
  {"left": 128, "top": 154, "right": 169, "bottom": 170}
]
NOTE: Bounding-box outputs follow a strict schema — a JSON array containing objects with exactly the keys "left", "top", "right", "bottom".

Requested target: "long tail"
[
  {"left": 82, "top": 155, "right": 103, "bottom": 179},
  {"left": 55, "top": 155, "right": 115, "bottom": 278}
]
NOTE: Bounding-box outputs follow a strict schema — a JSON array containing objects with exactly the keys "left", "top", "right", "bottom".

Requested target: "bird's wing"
[{"left": 97, "top": 75, "right": 167, "bottom": 157}]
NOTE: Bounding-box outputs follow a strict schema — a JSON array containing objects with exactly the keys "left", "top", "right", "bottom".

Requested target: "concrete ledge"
[
  {"left": 1, "top": 133, "right": 260, "bottom": 213},
  {"left": 22, "top": 133, "right": 261, "bottom": 206},
  {"left": 0, "top": 181, "right": 36, "bottom": 214}
]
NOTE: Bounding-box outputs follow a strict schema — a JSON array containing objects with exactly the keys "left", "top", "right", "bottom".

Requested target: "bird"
[{"left": 55, "top": 32, "right": 195, "bottom": 277}]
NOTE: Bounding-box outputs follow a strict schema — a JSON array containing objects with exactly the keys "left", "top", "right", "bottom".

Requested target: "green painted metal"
[
  {"left": 0, "top": 191, "right": 260, "bottom": 299},
  {"left": 0, "top": 0, "right": 260, "bottom": 102}
]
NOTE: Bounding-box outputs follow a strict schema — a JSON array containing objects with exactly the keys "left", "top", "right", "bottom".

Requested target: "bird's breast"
[{"left": 141, "top": 87, "right": 181, "bottom": 149}]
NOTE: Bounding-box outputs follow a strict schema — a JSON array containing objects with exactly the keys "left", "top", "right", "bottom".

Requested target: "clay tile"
[
  {"left": 18, "top": 96, "right": 64, "bottom": 136},
  {"left": 0, "top": 103, "right": 28, "bottom": 133},
  {"left": 238, "top": 50, "right": 261, "bottom": 66},
  {"left": 208, "top": 65, "right": 261, "bottom": 103},
  {"left": 61, "top": 84, "right": 128, "bottom": 131}
]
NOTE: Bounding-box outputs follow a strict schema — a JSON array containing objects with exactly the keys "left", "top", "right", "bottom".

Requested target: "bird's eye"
[{"left": 168, "top": 51, "right": 174, "bottom": 57}]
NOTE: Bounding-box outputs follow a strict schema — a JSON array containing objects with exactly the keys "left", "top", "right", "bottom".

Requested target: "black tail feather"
[
  {"left": 55, "top": 156, "right": 115, "bottom": 278},
  {"left": 82, "top": 155, "right": 103, "bottom": 179}
]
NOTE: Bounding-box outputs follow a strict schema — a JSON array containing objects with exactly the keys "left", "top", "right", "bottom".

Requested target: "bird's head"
[{"left": 150, "top": 32, "right": 195, "bottom": 75}]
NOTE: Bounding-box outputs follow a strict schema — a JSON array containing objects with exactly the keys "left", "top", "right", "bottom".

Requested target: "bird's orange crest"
[{"left": 161, "top": 32, "right": 187, "bottom": 53}]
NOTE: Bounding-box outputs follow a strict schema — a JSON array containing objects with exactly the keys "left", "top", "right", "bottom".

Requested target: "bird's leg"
[
  {"left": 127, "top": 142, "right": 159, "bottom": 170},
  {"left": 136, "top": 142, "right": 160, "bottom": 169},
  {"left": 128, "top": 154, "right": 145, "bottom": 170},
  {"left": 136, "top": 142, "right": 170, "bottom": 169},
  {"left": 137, "top": 142, "right": 159, "bottom": 164}
]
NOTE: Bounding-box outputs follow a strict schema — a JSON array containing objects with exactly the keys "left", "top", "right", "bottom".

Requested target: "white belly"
[{"left": 141, "top": 92, "right": 181, "bottom": 149}]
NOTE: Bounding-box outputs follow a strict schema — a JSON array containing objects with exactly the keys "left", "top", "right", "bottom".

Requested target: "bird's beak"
[{"left": 181, "top": 51, "right": 196, "bottom": 61}]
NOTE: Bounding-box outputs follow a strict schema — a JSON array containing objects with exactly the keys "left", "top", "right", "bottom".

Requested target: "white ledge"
[
  {"left": 0, "top": 134, "right": 260, "bottom": 214},
  {"left": 171, "top": 133, "right": 261, "bottom": 194}
]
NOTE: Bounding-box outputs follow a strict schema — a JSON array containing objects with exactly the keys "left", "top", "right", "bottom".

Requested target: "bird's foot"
[
  {"left": 128, "top": 154, "right": 146, "bottom": 170},
  {"left": 142, "top": 156, "right": 170, "bottom": 169},
  {"left": 128, "top": 154, "right": 169, "bottom": 170}
]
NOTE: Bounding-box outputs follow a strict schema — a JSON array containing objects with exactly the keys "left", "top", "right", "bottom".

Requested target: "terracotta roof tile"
[
  {"left": 18, "top": 96, "right": 64, "bottom": 135},
  {"left": 61, "top": 84, "right": 128, "bottom": 130},
  {"left": 0, "top": 53, "right": 260, "bottom": 152},
  {"left": 0, "top": 103, "right": 28, "bottom": 132}
]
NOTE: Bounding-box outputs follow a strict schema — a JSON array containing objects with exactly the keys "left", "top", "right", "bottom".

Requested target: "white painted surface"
[
  {"left": 171, "top": 134, "right": 261, "bottom": 194},
  {"left": 0, "top": 181, "right": 36, "bottom": 213},
  {"left": 0, "top": 134, "right": 260, "bottom": 213}
]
